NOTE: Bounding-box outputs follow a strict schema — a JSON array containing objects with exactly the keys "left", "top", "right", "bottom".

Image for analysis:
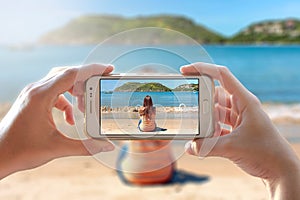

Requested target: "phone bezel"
[{"left": 85, "top": 74, "right": 214, "bottom": 140}]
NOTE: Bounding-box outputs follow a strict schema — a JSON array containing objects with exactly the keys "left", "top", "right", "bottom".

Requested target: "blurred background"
[{"left": 1, "top": 0, "right": 300, "bottom": 199}]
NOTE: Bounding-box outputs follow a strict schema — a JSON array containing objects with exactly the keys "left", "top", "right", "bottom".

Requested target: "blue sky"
[{"left": 1, "top": 0, "right": 300, "bottom": 44}]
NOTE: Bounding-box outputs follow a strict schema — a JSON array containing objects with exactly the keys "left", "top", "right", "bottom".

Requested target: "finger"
[
  {"left": 49, "top": 64, "right": 114, "bottom": 97},
  {"left": 79, "top": 64, "right": 114, "bottom": 78},
  {"left": 220, "top": 128, "right": 231, "bottom": 136},
  {"left": 185, "top": 135, "right": 231, "bottom": 157},
  {"left": 213, "top": 124, "right": 231, "bottom": 137},
  {"left": 180, "top": 62, "right": 257, "bottom": 112},
  {"left": 215, "top": 104, "right": 238, "bottom": 127},
  {"left": 45, "top": 66, "right": 69, "bottom": 79},
  {"left": 72, "top": 64, "right": 114, "bottom": 96},
  {"left": 214, "top": 107, "right": 221, "bottom": 136},
  {"left": 213, "top": 107, "right": 233, "bottom": 137},
  {"left": 77, "top": 95, "right": 85, "bottom": 113},
  {"left": 215, "top": 86, "right": 232, "bottom": 108},
  {"left": 55, "top": 95, "right": 75, "bottom": 125},
  {"left": 180, "top": 62, "right": 244, "bottom": 95}
]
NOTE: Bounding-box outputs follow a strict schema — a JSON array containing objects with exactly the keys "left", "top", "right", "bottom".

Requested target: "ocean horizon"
[{"left": 1, "top": 44, "right": 300, "bottom": 103}]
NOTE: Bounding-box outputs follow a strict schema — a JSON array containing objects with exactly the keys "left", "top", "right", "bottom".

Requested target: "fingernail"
[
  {"left": 185, "top": 141, "right": 194, "bottom": 155},
  {"left": 184, "top": 141, "right": 192, "bottom": 150},
  {"left": 108, "top": 64, "right": 114, "bottom": 69},
  {"left": 179, "top": 66, "right": 186, "bottom": 72}
]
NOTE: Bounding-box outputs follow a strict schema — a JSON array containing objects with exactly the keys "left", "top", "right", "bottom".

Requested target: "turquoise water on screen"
[{"left": 101, "top": 91, "right": 199, "bottom": 107}]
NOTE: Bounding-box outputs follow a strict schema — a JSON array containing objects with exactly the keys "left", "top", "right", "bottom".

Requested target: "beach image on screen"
[{"left": 99, "top": 78, "right": 199, "bottom": 135}]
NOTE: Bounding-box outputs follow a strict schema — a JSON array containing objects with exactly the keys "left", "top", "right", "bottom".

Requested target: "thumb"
[
  {"left": 185, "top": 135, "right": 231, "bottom": 158},
  {"left": 48, "top": 64, "right": 114, "bottom": 97}
]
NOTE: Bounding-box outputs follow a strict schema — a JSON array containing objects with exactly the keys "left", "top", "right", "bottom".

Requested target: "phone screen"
[{"left": 99, "top": 78, "right": 199, "bottom": 136}]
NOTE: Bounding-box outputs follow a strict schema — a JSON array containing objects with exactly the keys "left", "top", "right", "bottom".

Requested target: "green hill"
[
  {"left": 39, "top": 15, "right": 225, "bottom": 45},
  {"left": 230, "top": 18, "right": 300, "bottom": 43},
  {"left": 114, "top": 82, "right": 143, "bottom": 92},
  {"left": 114, "top": 82, "right": 171, "bottom": 92},
  {"left": 173, "top": 84, "right": 198, "bottom": 92},
  {"left": 114, "top": 82, "right": 200, "bottom": 92},
  {"left": 136, "top": 83, "right": 172, "bottom": 92},
  {"left": 39, "top": 15, "right": 300, "bottom": 45}
]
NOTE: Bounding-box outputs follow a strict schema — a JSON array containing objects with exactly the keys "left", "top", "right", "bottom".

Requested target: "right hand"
[{"left": 181, "top": 62, "right": 300, "bottom": 182}]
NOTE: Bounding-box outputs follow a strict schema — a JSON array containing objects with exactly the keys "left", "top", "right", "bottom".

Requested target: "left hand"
[{"left": 0, "top": 64, "right": 115, "bottom": 179}]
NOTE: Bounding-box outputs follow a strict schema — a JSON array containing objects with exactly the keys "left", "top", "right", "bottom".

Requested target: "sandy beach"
[
  {"left": 0, "top": 103, "right": 300, "bottom": 199},
  {"left": 4, "top": 145, "right": 300, "bottom": 199}
]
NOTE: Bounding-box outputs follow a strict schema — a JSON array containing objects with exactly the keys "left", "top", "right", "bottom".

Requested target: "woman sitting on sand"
[{"left": 138, "top": 95, "right": 156, "bottom": 132}]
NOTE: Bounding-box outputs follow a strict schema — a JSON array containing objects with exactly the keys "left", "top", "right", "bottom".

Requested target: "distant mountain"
[
  {"left": 230, "top": 18, "right": 300, "bottom": 43},
  {"left": 39, "top": 15, "right": 225, "bottom": 45},
  {"left": 39, "top": 15, "right": 300, "bottom": 45},
  {"left": 114, "top": 82, "right": 171, "bottom": 92},
  {"left": 114, "top": 82, "right": 199, "bottom": 92},
  {"left": 114, "top": 82, "right": 143, "bottom": 92},
  {"left": 173, "top": 84, "right": 198, "bottom": 92}
]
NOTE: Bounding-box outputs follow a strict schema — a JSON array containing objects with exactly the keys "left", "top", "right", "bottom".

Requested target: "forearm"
[
  {"left": 0, "top": 142, "right": 29, "bottom": 180},
  {"left": 0, "top": 142, "right": 18, "bottom": 179},
  {"left": 0, "top": 127, "right": 23, "bottom": 180},
  {"left": 266, "top": 160, "right": 300, "bottom": 200},
  {"left": 0, "top": 156, "right": 16, "bottom": 180}
]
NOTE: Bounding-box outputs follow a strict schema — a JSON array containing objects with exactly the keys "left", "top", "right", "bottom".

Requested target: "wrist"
[
  {"left": 0, "top": 144, "right": 18, "bottom": 179},
  {"left": 0, "top": 127, "right": 25, "bottom": 179},
  {"left": 265, "top": 158, "right": 300, "bottom": 200},
  {"left": 0, "top": 155, "right": 18, "bottom": 180}
]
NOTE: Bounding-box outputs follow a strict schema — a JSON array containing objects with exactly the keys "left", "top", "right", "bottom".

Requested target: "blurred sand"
[
  {"left": 0, "top": 148, "right": 276, "bottom": 200},
  {"left": 0, "top": 103, "right": 300, "bottom": 199},
  {"left": 4, "top": 144, "right": 300, "bottom": 199}
]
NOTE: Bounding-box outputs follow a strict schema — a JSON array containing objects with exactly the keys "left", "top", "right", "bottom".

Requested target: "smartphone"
[{"left": 85, "top": 74, "right": 214, "bottom": 140}]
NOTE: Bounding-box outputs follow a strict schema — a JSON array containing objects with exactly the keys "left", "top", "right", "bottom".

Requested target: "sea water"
[
  {"left": 101, "top": 91, "right": 199, "bottom": 107},
  {"left": 0, "top": 45, "right": 300, "bottom": 103}
]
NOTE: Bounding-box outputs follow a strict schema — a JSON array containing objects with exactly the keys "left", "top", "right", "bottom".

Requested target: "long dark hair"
[{"left": 143, "top": 95, "right": 153, "bottom": 120}]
